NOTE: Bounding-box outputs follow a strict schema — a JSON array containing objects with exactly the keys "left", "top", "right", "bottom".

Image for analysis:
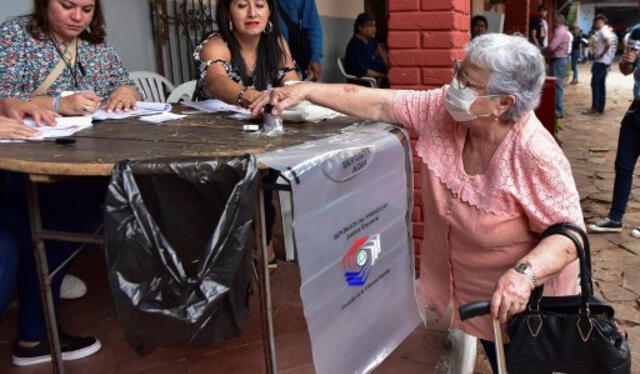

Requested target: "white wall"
[
  {"left": 0, "top": 0, "right": 156, "bottom": 73},
  {"left": 317, "top": 0, "right": 363, "bottom": 18}
]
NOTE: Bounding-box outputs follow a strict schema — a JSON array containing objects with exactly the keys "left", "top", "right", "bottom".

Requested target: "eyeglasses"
[{"left": 452, "top": 60, "right": 486, "bottom": 91}]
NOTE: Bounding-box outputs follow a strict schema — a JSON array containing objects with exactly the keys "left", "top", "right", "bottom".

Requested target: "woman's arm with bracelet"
[{"left": 250, "top": 83, "right": 397, "bottom": 123}]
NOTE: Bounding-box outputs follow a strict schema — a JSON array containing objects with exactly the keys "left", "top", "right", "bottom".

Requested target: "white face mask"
[{"left": 445, "top": 77, "right": 497, "bottom": 122}]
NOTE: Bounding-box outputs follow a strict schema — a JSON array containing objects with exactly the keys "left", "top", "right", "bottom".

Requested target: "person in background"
[
  {"left": 0, "top": 0, "right": 138, "bottom": 365},
  {"left": 471, "top": 15, "right": 488, "bottom": 39},
  {"left": 344, "top": 13, "right": 388, "bottom": 87},
  {"left": 544, "top": 14, "right": 571, "bottom": 118},
  {"left": 570, "top": 26, "right": 587, "bottom": 84},
  {"left": 250, "top": 34, "right": 583, "bottom": 374},
  {"left": 584, "top": 14, "right": 613, "bottom": 115},
  {"left": 530, "top": 4, "right": 549, "bottom": 49},
  {"left": 589, "top": 8, "right": 640, "bottom": 236},
  {"left": 276, "top": 0, "right": 323, "bottom": 81},
  {"left": 193, "top": 0, "right": 299, "bottom": 105},
  {"left": 0, "top": 0, "right": 140, "bottom": 115}
]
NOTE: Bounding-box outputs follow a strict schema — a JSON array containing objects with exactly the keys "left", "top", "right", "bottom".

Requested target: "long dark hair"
[
  {"left": 27, "top": 0, "right": 106, "bottom": 44},
  {"left": 216, "top": 0, "right": 286, "bottom": 90}
]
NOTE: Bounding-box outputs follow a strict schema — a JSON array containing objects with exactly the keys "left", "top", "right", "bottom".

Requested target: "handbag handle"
[{"left": 529, "top": 223, "right": 593, "bottom": 311}]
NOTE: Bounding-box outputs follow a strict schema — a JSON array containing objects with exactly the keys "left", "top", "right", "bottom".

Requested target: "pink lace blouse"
[{"left": 393, "top": 87, "right": 584, "bottom": 341}]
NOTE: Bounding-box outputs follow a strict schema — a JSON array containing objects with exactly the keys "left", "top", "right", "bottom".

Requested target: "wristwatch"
[{"left": 513, "top": 262, "right": 538, "bottom": 287}]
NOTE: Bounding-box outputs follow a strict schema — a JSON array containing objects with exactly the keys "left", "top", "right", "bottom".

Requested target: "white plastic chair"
[
  {"left": 129, "top": 71, "right": 175, "bottom": 103},
  {"left": 167, "top": 80, "right": 196, "bottom": 103},
  {"left": 336, "top": 57, "right": 377, "bottom": 88}
]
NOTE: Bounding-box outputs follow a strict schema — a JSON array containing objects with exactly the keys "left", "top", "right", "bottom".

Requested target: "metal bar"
[
  {"left": 37, "top": 230, "right": 103, "bottom": 245},
  {"left": 254, "top": 177, "right": 277, "bottom": 374},
  {"left": 25, "top": 179, "right": 65, "bottom": 374}
]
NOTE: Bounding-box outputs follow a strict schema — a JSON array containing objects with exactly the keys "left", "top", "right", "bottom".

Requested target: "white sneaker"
[
  {"left": 60, "top": 274, "right": 87, "bottom": 300},
  {"left": 631, "top": 227, "right": 640, "bottom": 238}
]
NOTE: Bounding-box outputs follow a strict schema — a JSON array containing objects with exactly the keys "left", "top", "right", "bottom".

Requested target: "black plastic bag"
[{"left": 104, "top": 156, "right": 258, "bottom": 354}]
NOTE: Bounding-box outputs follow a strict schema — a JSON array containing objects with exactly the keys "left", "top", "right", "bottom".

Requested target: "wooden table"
[{"left": 0, "top": 110, "right": 360, "bottom": 374}]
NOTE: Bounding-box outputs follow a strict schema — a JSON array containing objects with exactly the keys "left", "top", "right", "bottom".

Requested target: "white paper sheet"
[
  {"left": 92, "top": 101, "right": 172, "bottom": 120},
  {"left": 0, "top": 115, "right": 93, "bottom": 143},
  {"left": 182, "top": 99, "right": 251, "bottom": 116},
  {"left": 139, "top": 112, "right": 187, "bottom": 123}
]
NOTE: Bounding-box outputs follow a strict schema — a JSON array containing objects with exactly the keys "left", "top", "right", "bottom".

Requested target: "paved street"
[{"left": 558, "top": 62, "right": 640, "bottom": 374}]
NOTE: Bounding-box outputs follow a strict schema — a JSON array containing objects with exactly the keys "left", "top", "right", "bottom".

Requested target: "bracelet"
[
  {"left": 53, "top": 96, "right": 61, "bottom": 113},
  {"left": 237, "top": 87, "right": 247, "bottom": 107}
]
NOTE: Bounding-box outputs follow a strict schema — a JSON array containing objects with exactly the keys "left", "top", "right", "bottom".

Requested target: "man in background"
[
  {"left": 544, "top": 14, "right": 572, "bottom": 118},
  {"left": 584, "top": 14, "right": 614, "bottom": 115},
  {"left": 277, "top": 0, "right": 323, "bottom": 81},
  {"left": 589, "top": 5, "right": 640, "bottom": 236},
  {"left": 471, "top": 15, "right": 488, "bottom": 39},
  {"left": 530, "top": 4, "right": 549, "bottom": 49}
]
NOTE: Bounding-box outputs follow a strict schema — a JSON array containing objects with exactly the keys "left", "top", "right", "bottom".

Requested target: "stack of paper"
[
  {"left": 183, "top": 99, "right": 252, "bottom": 117},
  {"left": 92, "top": 101, "right": 172, "bottom": 120}
]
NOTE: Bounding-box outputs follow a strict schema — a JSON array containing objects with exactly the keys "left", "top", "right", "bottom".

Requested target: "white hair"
[{"left": 465, "top": 33, "right": 546, "bottom": 122}]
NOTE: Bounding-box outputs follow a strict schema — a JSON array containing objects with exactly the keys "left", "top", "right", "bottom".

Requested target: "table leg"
[
  {"left": 25, "top": 178, "right": 65, "bottom": 374},
  {"left": 255, "top": 180, "right": 278, "bottom": 374}
]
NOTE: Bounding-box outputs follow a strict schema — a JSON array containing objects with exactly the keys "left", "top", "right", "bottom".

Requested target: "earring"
[
  {"left": 263, "top": 20, "right": 273, "bottom": 35},
  {"left": 229, "top": 20, "right": 233, "bottom": 31}
]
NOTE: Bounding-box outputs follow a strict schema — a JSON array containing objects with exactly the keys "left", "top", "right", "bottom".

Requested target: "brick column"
[{"left": 387, "top": 0, "right": 469, "bottom": 273}]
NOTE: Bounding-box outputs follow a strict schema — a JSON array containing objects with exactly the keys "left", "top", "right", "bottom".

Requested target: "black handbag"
[{"left": 506, "top": 223, "right": 631, "bottom": 374}]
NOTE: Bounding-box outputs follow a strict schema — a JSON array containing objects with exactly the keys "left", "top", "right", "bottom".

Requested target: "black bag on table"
[{"left": 506, "top": 223, "right": 631, "bottom": 374}]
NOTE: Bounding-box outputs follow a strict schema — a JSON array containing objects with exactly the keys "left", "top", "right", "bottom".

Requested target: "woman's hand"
[
  {"left": 249, "top": 84, "right": 312, "bottom": 117},
  {"left": 1, "top": 98, "right": 58, "bottom": 127},
  {"left": 0, "top": 116, "right": 40, "bottom": 139},
  {"left": 104, "top": 86, "right": 139, "bottom": 112},
  {"left": 490, "top": 268, "right": 535, "bottom": 323},
  {"left": 59, "top": 92, "right": 103, "bottom": 116}
]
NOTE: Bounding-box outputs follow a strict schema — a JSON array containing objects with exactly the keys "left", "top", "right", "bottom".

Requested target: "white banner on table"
[{"left": 259, "top": 122, "right": 420, "bottom": 374}]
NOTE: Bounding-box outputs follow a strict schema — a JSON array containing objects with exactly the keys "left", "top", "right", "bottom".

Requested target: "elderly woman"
[
  {"left": 251, "top": 33, "right": 583, "bottom": 373},
  {"left": 193, "top": 0, "right": 300, "bottom": 106},
  {"left": 0, "top": 0, "right": 140, "bottom": 115}
]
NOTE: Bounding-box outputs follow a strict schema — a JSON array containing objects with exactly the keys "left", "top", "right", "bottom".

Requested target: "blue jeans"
[
  {"left": 550, "top": 57, "right": 569, "bottom": 117},
  {"left": 0, "top": 172, "right": 106, "bottom": 341},
  {"left": 591, "top": 62, "right": 609, "bottom": 112},
  {"left": 571, "top": 49, "right": 580, "bottom": 81},
  {"left": 609, "top": 107, "right": 640, "bottom": 222},
  {"left": 0, "top": 225, "right": 17, "bottom": 317}
]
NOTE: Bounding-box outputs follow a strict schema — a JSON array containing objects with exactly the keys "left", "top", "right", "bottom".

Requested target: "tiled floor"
[{"left": 0, "top": 248, "right": 450, "bottom": 373}]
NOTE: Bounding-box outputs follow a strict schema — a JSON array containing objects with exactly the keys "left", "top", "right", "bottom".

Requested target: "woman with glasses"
[
  {"left": 0, "top": 0, "right": 140, "bottom": 116},
  {"left": 250, "top": 33, "right": 584, "bottom": 374}
]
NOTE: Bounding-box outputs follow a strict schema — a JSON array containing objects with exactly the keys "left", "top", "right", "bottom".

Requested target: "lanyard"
[{"left": 49, "top": 35, "right": 84, "bottom": 89}]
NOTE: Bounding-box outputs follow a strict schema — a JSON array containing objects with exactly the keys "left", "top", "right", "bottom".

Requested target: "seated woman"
[
  {"left": 193, "top": 0, "right": 300, "bottom": 106},
  {"left": 344, "top": 13, "right": 388, "bottom": 86},
  {"left": 0, "top": 0, "right": 135, "bottom": 366},
  {"left": 0, "top": 0, "right": 140, "bottom": 115},
  {"left": 0, "top": 98, "right": 55, "bottom": 317},
  {"left": 251, "top": 33, "right": 583, "bottom": 374}
]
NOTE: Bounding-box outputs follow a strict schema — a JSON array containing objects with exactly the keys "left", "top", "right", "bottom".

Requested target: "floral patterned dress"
[
  {"left": 192, "top": 32, "right": 297, "bottom": 101},
  {"left": 0, "top": 16, "right": 137, "bottom": 100}
]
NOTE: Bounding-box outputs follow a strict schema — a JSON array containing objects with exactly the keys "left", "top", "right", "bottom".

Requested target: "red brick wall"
[{"left": 387, "top": 0, "right": 470, "bottom": 273}]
